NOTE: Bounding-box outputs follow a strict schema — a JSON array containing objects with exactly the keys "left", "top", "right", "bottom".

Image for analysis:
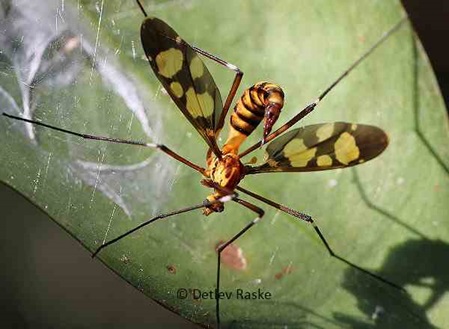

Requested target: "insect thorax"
[
  {"left": 202, "top": 153, "right": 245, "bottom": 216},
  {"left": 208, "top": 153, "right": 245, "bottom": 191}
]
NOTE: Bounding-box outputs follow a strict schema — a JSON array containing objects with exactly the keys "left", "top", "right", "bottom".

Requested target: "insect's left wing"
[
  {"left": 247, "top": 122, "right": 388, "bottom": 174},
  {"left": 140, "top": 17, "right": 223, "bottom": 154}
]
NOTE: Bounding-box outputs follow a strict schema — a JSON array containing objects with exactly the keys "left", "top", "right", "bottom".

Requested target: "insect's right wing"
[
  {"left": 246, "top": 122, "right": 389, "bottom": 174},
  {"left": 140, "top": 17, "right": 223, "bottom": 155}
]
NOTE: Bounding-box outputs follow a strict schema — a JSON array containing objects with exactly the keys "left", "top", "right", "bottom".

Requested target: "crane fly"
[{"left": 2, "top": 0, "right": 408, "bottom": 327}]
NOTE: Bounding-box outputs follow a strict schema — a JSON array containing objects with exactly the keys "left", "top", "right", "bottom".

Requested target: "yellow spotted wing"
[
  {"left": 140, "top": 17, "right": 222, "bottom": 153},
  {"left": 247, "top": 122, "right": 388, "bottom": 174}
]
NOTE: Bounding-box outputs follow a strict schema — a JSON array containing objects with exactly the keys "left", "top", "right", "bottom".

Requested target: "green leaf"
[{"left": 1, "top": 0, "right": 448, "bottom": 328}]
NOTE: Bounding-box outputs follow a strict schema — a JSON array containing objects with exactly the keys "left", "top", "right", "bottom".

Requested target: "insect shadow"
[
  {"left": 338, "top": 37, "right": 449, "bottom": 326},
  {"left": 338, "top": 238, "right": 448, "bottom": 329}
]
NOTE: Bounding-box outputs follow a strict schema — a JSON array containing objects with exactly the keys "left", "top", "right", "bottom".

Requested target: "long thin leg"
[
  {"left": 93, "top": 193, "right": 237, "bottom": 257},
  {"left": 239, "top": 17, "right": 408, "bottom": 158},
  {"left": 216, "top": 197, "right": 265, "bottom": 327},
  {"left": 2, "top": 113, "right": 206, "bottom": 175},
  {"left": 192, "top": 46, "right": 243, "bottom": 135},
  {"left": 135, "top": 0, "right": 147, "bottom": 17},
  {"left": 236, "top": 186, "right": 405, "bottom": 292}
]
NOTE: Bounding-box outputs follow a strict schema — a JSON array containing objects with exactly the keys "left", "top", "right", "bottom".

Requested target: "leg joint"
[
  {"left": 279, "top": 205, "right": 312, "bottom": 223},
  {"left": 256, "top": 208, "right": 265, "bottom": 218}
]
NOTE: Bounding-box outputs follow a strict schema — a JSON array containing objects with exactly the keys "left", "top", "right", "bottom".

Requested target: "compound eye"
[{"left": 212, "top": 203, "right": 224, "bottom": 213}]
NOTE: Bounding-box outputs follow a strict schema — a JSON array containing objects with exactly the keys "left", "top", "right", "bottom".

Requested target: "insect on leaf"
[{"left": 0, "top": 1, "right": 448, "bottom": 329}]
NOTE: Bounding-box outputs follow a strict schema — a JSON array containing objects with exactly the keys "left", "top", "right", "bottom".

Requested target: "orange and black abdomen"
[
  {"left": 223, "top": 82, "right": 284, "bottom": 154},
  {"left": 231, "top": 81, "right": 284, "bottom": 136}
]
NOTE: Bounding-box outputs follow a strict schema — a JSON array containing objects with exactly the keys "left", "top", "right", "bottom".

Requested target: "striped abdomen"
[{"left": 223, "top": 82, "right": 284, "bottom": 154}]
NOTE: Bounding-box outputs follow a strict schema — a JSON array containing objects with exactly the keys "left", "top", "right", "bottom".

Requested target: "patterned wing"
[
  {"left": 140, "top": 17, "right": 222, "bottom": 153},
  {"left": 247, "top": 122, "right": 388, "bottom": 174}
]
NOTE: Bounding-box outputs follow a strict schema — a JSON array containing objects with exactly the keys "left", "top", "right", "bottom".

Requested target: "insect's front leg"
[
  {"left": 92, "top": 193, "right": 237, "bottom": 258},
  {"left": 215, "top": 197, "right": 265, "bottom": 327}
]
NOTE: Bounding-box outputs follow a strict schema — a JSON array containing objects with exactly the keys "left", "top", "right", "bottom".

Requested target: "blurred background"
[{"left": 1, "top": 1, "right": 448, "bottom": 328}]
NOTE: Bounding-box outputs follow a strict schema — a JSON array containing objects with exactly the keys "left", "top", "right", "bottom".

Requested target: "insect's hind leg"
[
  {"left": 135, "top": 0, "right": 148, "bottom": 17},
  {"left": 215, "top": 197, "right": 264, "bottom": 327},
  {"left": 238, "top": 17, "right": 408, "bottom": 158},
  {"left": 235, "top": 185, "right": 405, "bottom": 292},
  {"left": 192, "top": 46, "right": 243, "bottom": 134}
]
